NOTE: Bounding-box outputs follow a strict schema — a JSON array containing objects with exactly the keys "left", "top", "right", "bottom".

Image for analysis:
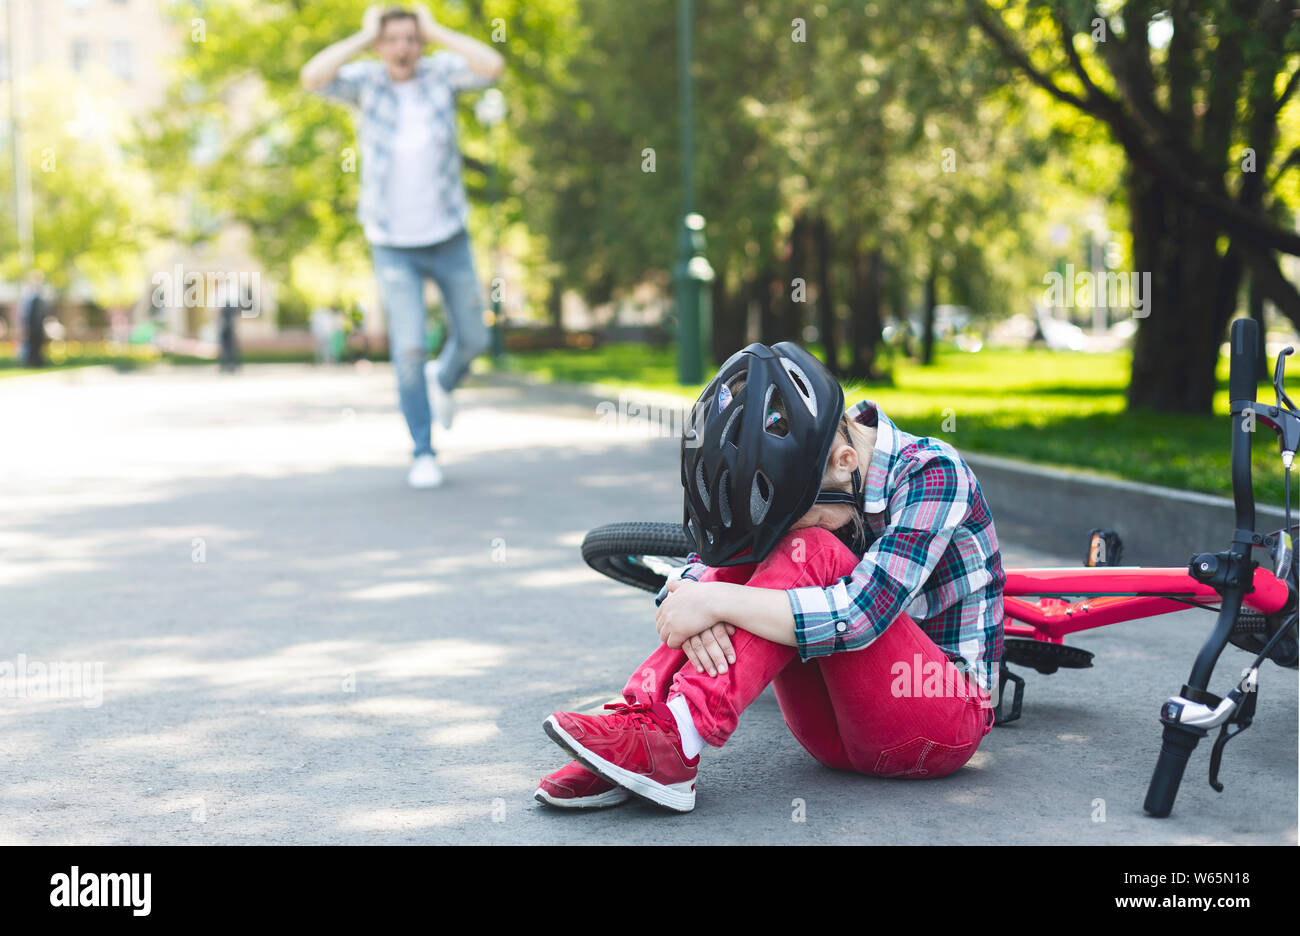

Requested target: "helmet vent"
[
  {"left": 718, "top": 470, "right": 732, "bottom": 527},
  {"left": 751, "top": 470, "right": 773, "bottom": 524},
  {"left": 695, "top": 460, "right": 710, "bottom": 509},
  {"left": 721, "top": 404, "right": 743, "bottom": 449},
  {"left": 719, "top": 371, "right": 746, "bottom": 412},
  {"left": 762, "top": 386, "right": 789, "bottom": 437},
  {"left": 779, "top": 358, "right": 817, "bottom": 417}
]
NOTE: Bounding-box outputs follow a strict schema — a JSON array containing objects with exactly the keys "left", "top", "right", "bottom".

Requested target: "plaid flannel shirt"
[
  {"left": 314, "top": 52, "right": 494, "bottom": 243},
  {"left": 658, "top": 399, "right": 1005, "bottom": 690}
]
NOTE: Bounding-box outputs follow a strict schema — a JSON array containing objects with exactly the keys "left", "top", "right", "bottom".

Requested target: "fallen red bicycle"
[{"left": 580, "top": 318, "right": 1298, "bottom": 818}]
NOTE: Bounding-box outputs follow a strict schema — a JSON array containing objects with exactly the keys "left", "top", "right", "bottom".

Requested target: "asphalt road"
[{"left": 1, "top": 363, "right": 1295, "bottom": 844}]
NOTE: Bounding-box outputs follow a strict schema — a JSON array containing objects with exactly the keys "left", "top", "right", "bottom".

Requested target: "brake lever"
[
  {"left": 1208, "top": 681, "right": 1258, "bottom": 792},
  {"left": 1274, "top": 347, "right": 1298, "bottom": 414}
]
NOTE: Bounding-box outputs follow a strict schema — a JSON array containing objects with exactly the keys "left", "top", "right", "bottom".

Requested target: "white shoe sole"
[
  {"left": 407, "top": 461, "right": 444, "bottom": 489},
  {"left": 544, "top": 715, "right": 696, "bottom": 812},
  {"left": 533, "top": 785, "right": 630, "bottom": 810}
]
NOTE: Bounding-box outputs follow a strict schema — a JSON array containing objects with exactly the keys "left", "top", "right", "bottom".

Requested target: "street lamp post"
[
  {"left": 672, "top": 0, "right": 713, "bottom": 385},
  {"left": 475, "top": 88, "right": 507, "bottom": 359},
  {"left": 6, "top": 0, "right": 32, "bottom": 273}
]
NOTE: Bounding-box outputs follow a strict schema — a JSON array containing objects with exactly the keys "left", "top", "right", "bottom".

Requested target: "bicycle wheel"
[{"left": 581, "top": 521, "right": 696, "bottom": 593}]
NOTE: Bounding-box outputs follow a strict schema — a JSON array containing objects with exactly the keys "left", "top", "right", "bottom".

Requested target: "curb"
[
  {"left": 961, "top": 451, "right": 1286, "bottom": 566},
  {"left": 484, "top": 370, "right": 1289, "bottom": 565}
]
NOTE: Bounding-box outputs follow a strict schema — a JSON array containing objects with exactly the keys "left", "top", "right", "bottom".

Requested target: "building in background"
[{"left": 0, "top": 0, "right": 280, "bottom": 352}]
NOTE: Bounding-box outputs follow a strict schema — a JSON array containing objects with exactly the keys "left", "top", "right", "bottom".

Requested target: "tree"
[
  {"left": 971, "top": 0, "right": 1300, "bottom": 413},
  {"left": 0, "top": 71, "right": 161, "bottom": 306}
]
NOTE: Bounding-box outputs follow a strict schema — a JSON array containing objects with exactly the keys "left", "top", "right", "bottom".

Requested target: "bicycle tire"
[{"left": 581, "top": 521, "right": 696, "bottom": 593}]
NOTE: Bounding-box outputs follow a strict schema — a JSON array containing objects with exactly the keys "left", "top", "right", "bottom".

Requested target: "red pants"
[{"left": 625, "top": 527, "right": 994, "bottom": 778}]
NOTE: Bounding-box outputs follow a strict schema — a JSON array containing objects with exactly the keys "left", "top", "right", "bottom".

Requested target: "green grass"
[
  {"left": 488, "top": 342, "right": 1300, "bottom": 506},
  {"left": 487, "top": 342, "right": 695, "bottom": 395},
  {"left": 0, "top": 341, "right": 162, "bottom": 378},
  {"left": 0, "top": 343, "right": 387, "bottom": 375}
]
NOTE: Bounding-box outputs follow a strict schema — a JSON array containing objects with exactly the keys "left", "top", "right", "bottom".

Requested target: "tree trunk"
[
  {"left": 848, "top": 244, "right": 884, "bottom": 379},
  {"left": 547, "top": 276, "right": 564, "bottom": 331},
  {"left": 1249, "top": 270, "right": 1268, "bottom": 379},
  {"left": 813, "top": 215, "right": 839, "bottom": 374},
  {"left": 711, "top": 269, "right": 747, "bottom": 364},
  {"left": 920, "top": 260, "right": 937, "bottom": 366},
  {"left": 756, "top": 265, "right": 776, "bottom": 344},
  {"left": 775, "top": 215, "right": 808, "bottom": 343},
  {"left": 1126, "top": 165, "right": 1225, "bottom": 413}
]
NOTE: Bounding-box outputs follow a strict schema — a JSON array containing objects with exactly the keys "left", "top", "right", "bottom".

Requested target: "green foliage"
[
  {"left": 0, "top": 72, "right": 164, "bottom": 303},
  {"left": 136, "top": 0, "right": 580, "bottom": 307},
  {"left": 519, "top": 0, "right": 1127, "bottom": 323},
  {"left": 494, "top": 341, "right": 1300, "bottom": 502}
]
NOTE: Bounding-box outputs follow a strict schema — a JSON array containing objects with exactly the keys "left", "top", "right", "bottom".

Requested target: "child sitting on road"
[{"left": 536, "top": 341, "right": 1005, "bottom": 812}]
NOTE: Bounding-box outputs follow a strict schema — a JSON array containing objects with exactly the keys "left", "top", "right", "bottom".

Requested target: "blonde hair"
[
  {"left": 762, "top": 385, "right": 876, "bottom": 547},
  {"left": 825, "top": 414, "right": 876, "bottom": 549}
]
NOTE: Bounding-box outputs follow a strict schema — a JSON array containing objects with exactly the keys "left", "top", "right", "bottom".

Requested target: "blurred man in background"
[
  {"left": 20, "top": 271, "right": 49, "bottom": 369},
  {"left": 302, "top": 4, "right": 504, "bottom": 489},
  {"left": 218, "top": 284, "right": 244, "bottom": 374}
]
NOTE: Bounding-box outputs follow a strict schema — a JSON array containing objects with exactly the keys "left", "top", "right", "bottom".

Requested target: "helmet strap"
[
  {"left": 812, "top": 466, "right": 868, "bottom": 553},
  {"left": 813, "top": 466, "right": 864, "bottom": 509}
]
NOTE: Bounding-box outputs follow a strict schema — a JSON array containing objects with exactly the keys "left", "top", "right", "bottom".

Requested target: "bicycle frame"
[{"left": 1002, "top": 565, "right": 1290, "bottom": 642}]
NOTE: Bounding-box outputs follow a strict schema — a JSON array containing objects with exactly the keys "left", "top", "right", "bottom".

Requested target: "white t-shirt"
[{"left": 367, "top": 79, "right": 459, "bottom": 247}]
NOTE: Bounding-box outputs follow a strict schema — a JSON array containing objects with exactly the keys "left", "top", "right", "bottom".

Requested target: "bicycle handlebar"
[
  {"left": 1227, "top": 318, "right": 1259, "bottom": 403},
  {"left": 1143, "top": 318, "right": 1260, "bottom": 817},
  {"left": 1143, "top": 723, "right": 1206, "bottom": 817}
]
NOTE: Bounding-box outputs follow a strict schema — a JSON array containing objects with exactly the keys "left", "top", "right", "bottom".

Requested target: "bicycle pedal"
[{"left": 993, "top": 662, "right": 1025, "bottom": 725}]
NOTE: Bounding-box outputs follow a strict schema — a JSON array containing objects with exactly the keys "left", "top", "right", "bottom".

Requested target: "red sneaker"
[
  {"left": 544, "top": 701, "right": 699, "bottom": 812},
  {"left": 534, "top": 760, "right": 630, "bottom": 809}
]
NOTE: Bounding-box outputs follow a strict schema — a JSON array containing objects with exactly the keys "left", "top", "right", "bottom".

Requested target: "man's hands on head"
[
  {"left": 301, "top": 4, "right": 386, "bottom": 90},
  {"left": 412, "top": 3, "right": 441, "bottom": 42},
  {"left": 361, "top": 4, "right": 384, "bottom": 44},
  {"left": 656, "top": 578, "right": 737, "bottom": 676},
  {"left": 362, "top": 4, "right": 437, "bottom": 45}
]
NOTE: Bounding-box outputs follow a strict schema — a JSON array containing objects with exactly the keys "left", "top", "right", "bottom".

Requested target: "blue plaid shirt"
[
  {"left": 658, "top": 400, "right": 1005, "bottom": 690},
  {"left": 314, "top": 52, "right": 494, "bottom": 243}
]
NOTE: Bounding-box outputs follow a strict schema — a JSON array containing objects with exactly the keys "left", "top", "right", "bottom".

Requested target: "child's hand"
[
  {"left": 683, "top": 622, "right": 737, "bottom": 677},
  {"left": 656, "top": 578, "right": 737, "bottom": 675}
]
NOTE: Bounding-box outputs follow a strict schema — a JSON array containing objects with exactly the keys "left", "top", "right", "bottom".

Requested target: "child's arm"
[
  {"left": 656, "top": 556, "right": 737, "bottom": 675},
  {"left": 695, "top": 581, "right": 798, "bottom": 647},
  {"left": 782, "top": 452, "right": 971, "bottom": 659},
  {"left": 666, "top": 452, "right": 972, "bottom": 659}
]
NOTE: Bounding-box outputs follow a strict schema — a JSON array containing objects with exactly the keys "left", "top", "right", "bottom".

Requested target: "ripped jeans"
[{"left": 371, "top": 230, "right": 490, "bottom": 457}]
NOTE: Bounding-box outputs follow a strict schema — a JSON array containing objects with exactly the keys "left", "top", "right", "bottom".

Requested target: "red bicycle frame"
[{"left": 1004, "top": 565, "right": 1290, "bottom": 642}]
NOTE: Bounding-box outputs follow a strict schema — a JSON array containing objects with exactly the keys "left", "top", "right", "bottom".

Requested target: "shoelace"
[{"left": 602, "top": 701, "right": 672, "bottom": 733}]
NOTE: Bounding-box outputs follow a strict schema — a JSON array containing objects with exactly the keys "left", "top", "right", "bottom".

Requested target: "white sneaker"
[
  {"left": 425, "top": 359, "right": 456, "bottom": 430},
  {"left": 407, "top": 454, "right": 444, "bottom": 489}
]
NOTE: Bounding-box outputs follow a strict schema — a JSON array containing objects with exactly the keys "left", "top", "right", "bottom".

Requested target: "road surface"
[{"left": 0, "top": 363, "right": 1294, "bottom": 844}]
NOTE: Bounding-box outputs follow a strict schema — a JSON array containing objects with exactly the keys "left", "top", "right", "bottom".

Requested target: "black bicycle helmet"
[{"left": 681, "top": 341, "right": 865, "bottom": 566}]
